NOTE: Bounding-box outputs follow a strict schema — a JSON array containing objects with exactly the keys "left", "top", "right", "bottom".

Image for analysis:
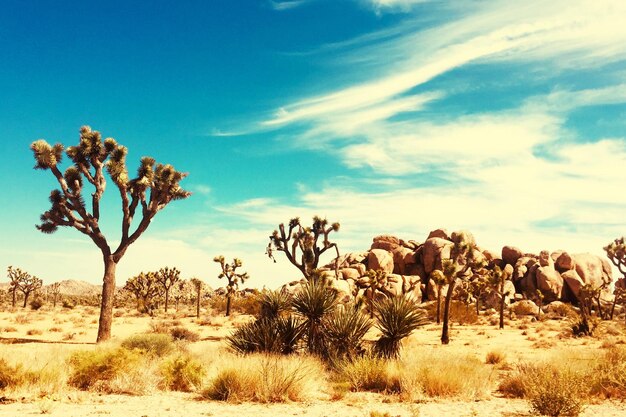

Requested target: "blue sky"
[{"left": 1, "top": 0, "right": 625, "bottom": 289}]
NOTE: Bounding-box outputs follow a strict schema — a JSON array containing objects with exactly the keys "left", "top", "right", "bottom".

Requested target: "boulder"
[
  {"left": 572, "top": 253, "right": 613, "bottom": 288},
  {"left": 368, "top": 249, "right": 395, "bottom": 274},
  {"left": 561, "top": 269, "right": 584, "bottom": 300},
  {"left": 482, "top": 249, "right": 500, "bottom": 262},
  {"left": 392, "top": 246, "right": 414, "bottom": 275},
  {"left": 422, "top": 238, "right": 453, "bottom": 275},
  {"left": 451, "top": 230, "right": 475, "bottom": 246},
  {"left": 536, "top": 266, "right": 563, "bottom": 302},
  {"left": 371, "top": 235, "right": 400, "bottom": 252},
  {"left": 405, "top": 263, "right": 426, "bottom": 280},
  {"left": 427, "top": 228, "right": 450, "bottom": 240},
  {"left": 484, "top": 280, "right": 516, "bottom": 309},
  {"left": 353, "top": 263, "right": 367, "bottom": 276},
  {"left": 539, "top": 250, "right": 554, "bottom": 268},
  {"left": 340, "top": 268, "right": 361, "bottom": 281},
  {"left": 502, "top": 246, "right": 523, "bottom": 266},
  {"left": 383, "top": 274, "right": 403, "bottom": 297},
  {"left": 511, "top": 299, "right": 540, "bottom": 316},
  {"left": 555, "top": 252, "right": 575, "bottom": 272},
  {"left": 328, "top": 279, "right": 353, "bottom": 303}
]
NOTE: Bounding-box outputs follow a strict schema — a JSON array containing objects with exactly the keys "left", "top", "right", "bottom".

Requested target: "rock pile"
[{"left": 282, "top": 228, "right": 613, "bottom": 308}]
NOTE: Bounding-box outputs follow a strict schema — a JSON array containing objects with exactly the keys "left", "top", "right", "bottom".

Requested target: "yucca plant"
[
  {"left": 258, "top": 290, "right": 292, "bottom": 320},
  {"left": 373, "top": 296, "right": 428, "bottom": 359},
  {"left": 292, "top": 279, "right": 338, "bottom": 355},
  {"left": 324, "top": 304, "right": 371, "bottom": 361},
  {"left": 227, "top": 318, "right": 282, "bottom": 354}
]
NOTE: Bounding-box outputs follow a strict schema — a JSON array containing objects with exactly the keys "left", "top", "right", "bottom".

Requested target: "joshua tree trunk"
[
  {"left": 499, "top": 293, "right": 505, "bottom": 330},
  {"left": 97, "top": 257, "right": 117, "bottom": 343},
  {"left": 11, "top": 288, "right": 17, "bottom": 308},
  {"left": 476, "top": 298, "right": 480, "bottom": 316},
  {"left": 436, "top": 287, "right": 442, "bottom": 324},
  {"left": 196, "top": 288, "right": 201, "bottom": 318},
  {"left": 441, "top": 281, "right": 456, "bottom": 345},
  {"left": 226, "top": 293, "right": 232, "bottom": 317},
  {"left": 164, "top": 290, "right": 170, "bottom": 313},
  {"left": 22, "top": 293, "right": 29, "bottom": 308}
]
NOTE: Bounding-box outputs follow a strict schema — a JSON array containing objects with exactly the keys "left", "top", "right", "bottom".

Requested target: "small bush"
[
  {"left": 170, "top": 326, "right": 200, "bottom": 342},
  {"left": 591, "top": 346, "right": 626, "bottom": 398},
  {"left": 26, "top": 329, "right": 43, "bottom": 336},
  {"left": 0, "top": 359, "right": 19, "bottom": 389},
  {"left": 485, "top": 350, "right": 506, "bottom": 365},
  {"left": 61, "top": 300, "right": 75, "bottom": 309},
  {"left": 121, "top": 333, "right": 175, "bottom": 357},
  {"left": 414, "top": 354, "right": 489, "bottom": 398},
  {"left": 48, "top": 327, "right": 63, "bottom": 332},
  {"left": 203, "top": 354, "right": 321, "bottom": 403},
  {"left": 2, "top": 326, "right": 17, "bottom": 332},
  {"left": 68, "top": 347, "right": 142, "bottom": 391},
  {"left": 29, "top": 299, "right": 44, "bottom": 310},
  {"left": 336, "top": 355, "right": 401, "bottom": 393},
  {"left": 161, "top": 353, "right": 204, "bottom": 392},
  {"left": 14, "top": 314, "right": 30, "bottom": 324}
]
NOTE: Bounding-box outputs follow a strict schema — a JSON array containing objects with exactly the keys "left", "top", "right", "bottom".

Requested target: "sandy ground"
[{"left": 1, "top": 305, "right": 625, "bottom": 417}]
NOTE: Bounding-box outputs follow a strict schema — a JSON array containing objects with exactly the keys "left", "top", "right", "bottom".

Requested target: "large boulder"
[
  {"left": 422, "top": 238, "right": 453, "bottom": 275},
  {"left": 367, "top": 249, "right": 394, "bottom": 274},
  {"left": 328, "top": 278, "right": 353, "bottom": 303},
  {"left": 572, "top": 253, "right": 613, "bottom": 288},
  {"left": 555, "top": 252, "right": 575, "bottom": 272},
  {"left": 484, "top": 280, "right": 516, "bottom": 309},
  {"left": 427, "top": 228, "right": 450, "bottom": 240},
  {"left": 561, "top": 269, "right": 584, "bottom": 301},
  {"left": 539, "top": 250, "right": 554, "bottom": 268},
  {"left": 392, "top": 246, "right": 414, "bottom": 275},
  {"left": 451, "top": 230, "right": 475, "bottom": 246},
  {"left": 502, "top": 246, "right": 523, "bottom": 266},
  {"left": 536, "top": 266, "right": 563, "bottom": 302},
  {"left": 340, "top": 268, "right": 361, "bottom": 281},
  {"left": 371, "top": 235, "right": 400, "bottom": 252}
]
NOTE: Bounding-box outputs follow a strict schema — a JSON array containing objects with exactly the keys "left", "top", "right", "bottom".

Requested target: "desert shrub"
[
  {"left": 292, "top": 280, "right": 339, "bottom": 356},
  {"left": 335, "top": 355, "right": 401, "bottom": 393},
  {"left": 68, "top": 347, "right": 143, "bottom": 391},
  {"left": 2, "top": 326, "right": 17, "bottom": 332},
  {"left": 591, "top": 346, "right": 626, "bottom": 398},
  {"left": 0, "top": 359, "right": 20, "bottom": 389},
  {"left": 234, "top": 295, "right": 260, "bottom": 316},
  {"left": 258, "top": 290, "right": 292, "bottom": 319},
  {"left": 169, "top": 326, "right": 200, "bottom": 342},
  {"left": 373, "top": 296, "right": 428, "bottom": 359},
  {"left": 14, "top": 314, "right": 30, "bottom": 324},
  {"left": 161, "top": 353, "right": 204, "bottom": 392},
  {"left": 61, "top": 299, "right": 75, "bottom": 309},
  {"left": 323, "top": 304, "right": 371, "bottom": 361},
  {"left": 203, "top": 354, "right": 320, "bottom": 403},
  {"left": 414, "top": 353, "right": 489, "bottom": 398},
  {"left": 499, "top": 362, "right": 587, "bottom": 416},
  {"left": 485, "top": 350, "right": 506, "bottom": 365},
  {"left": 121, "top": 333, "right": 175, "bottom": 357},
  {"left": 48, "top": 327, "right": 62, "bottom": 332},
  {"left": 571, "top": 315, "right": 599, "bottom": 337},
  {"left": 150, "top": 321, "right": 172, "bottom": 334},
  {"left": 511, "top": 301, "right": 538, "bottom": 316},
  {"left": 227, "top": 317, "right": 303, "bottom": 355},
  {"left": 26, "top": 329, "right": 43, "bottom": 336},
  {"left": 29, "top": 299, "right": 44, "bottom": 310}
]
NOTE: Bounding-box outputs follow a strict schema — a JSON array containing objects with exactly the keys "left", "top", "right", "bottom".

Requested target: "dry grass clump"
[
  {"left": 202, "top": 354, "right": 324, "bottom": 403},
  {"left": 67, "top": 346, "right": 159, "bottom": 394},
  {"left": 591, "top": 346, "right": 626, "bottom": 398},
  {"left": 26, "top": 329, "right": 43, "bottom": 336},
  {"left": 120, "top": 333, "right": 176, "bottom": 357},
  {"left": 335, "top": 356, "right": 402, "bottom": 394},
  {"left": 485, "top": 350, "right": 506, "bottom": 365},
  {"left": 14, "top": 314, "right": 30, "bottom": 324},
  {"left": 160, "top": 353, "right": 204, "bottom": 392},
  {"left": 2, "top": 326, "right": 17, "bottom": 332},
  {"left": 169, "top": 326, "right": 200, "bottom": 342},
  {"left": 0, "top": 347, "right": 69, "bottom": 396}
]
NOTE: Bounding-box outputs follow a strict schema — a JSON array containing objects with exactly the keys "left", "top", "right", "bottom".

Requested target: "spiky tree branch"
[
  {"left": 605, "top": 237, "right": 626, "bottom": 279},
  {"left": 267, "top": 216, "right": 340, "bottom": 279}
]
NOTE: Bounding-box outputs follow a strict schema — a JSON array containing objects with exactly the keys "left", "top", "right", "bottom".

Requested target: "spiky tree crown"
[
  {"left": 30, "top": 126, "right": 190, "bottom": 260},
  {"left": 214, "top": 255, "right": 249, "bottom": 293},
  {"left": 605, "top": 237, "right": 626, "bottom": 278}
]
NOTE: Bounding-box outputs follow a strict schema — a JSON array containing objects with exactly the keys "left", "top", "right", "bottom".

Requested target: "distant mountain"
[{"left": 49, "top": 280, "right": 101, "bottom": 296}]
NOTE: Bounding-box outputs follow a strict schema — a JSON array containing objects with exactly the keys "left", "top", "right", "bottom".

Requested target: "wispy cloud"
[{"left": 269, "top": 0, "right": 311, "bottom": 11}]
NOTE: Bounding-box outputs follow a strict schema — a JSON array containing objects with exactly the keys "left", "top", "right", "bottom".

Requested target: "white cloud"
[{"left": 269, "top": 0, "right": 310, "bottom": 11}]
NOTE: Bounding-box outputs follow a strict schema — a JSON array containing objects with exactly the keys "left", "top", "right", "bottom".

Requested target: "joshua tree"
[
  {"left": 489, "top": 265, "right": 512, "bottom": 329},
  {"left": 49, "top": 282, "right": 61, "bottom": 308},
  {"left": 213, "top": 256, "right": 249, "bottom": 316},
  {"left": 7, "top": 266, "right": 43, "bottom": 308},
  {"left": 267, "top": 216, "right": 340, "bottom": 279},
  {"left": 172, "top": 279, "right": 188, "bottom": 310},
  {"left": 190, "top": 278, "right": 203, "bottom": 318},
  {"left": 429, "top": 270, "right": 447, "bottom": 324},
  {"left": 155, "top": 266, "right": 180, "bottom": 313},
  {"left": 30, "top": 126, "right": 190, "bottom": 342},
  {"left": 605, "top": 237, "right": 626, "bottom": 279},
  {"left": 439, "top": 232, "right": 486, "bottom": 345},
  {"left": 363, "top": 269, "right": 388, "bottom": 318},
  {"left": 123, "top": 272, "right": 163, "bottom": 315}
]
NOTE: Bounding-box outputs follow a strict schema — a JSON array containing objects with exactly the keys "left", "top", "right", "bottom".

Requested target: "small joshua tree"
[
  {"left": 439, "top": 232, "right": 486, "bottom": 345},
  {"left": 190, "top": 278, "right": 204, "bottom": 318},
  {"left": 363, "top": 269, "right": 388, "bottom": 318},
  {"left": 267, "top": 216, "right": 340, "bottom": 279},
  {"left": 30, "top": 126, "right": 190, "bottom": 342},
  {"left": 7, "top": 266, "right": 43, "bottom": 308},
  {"left": 123, "top": 272, "right": 163, "bottom": 315},
  {"left": 49, "top": 282, "right": 61, "bottom": 308},
  {"left": 156, "top": 267, "right": 180, "bottom": 313},
  {"left": 429, "top": 269, "right": 447, "bottom": 324},
  {"left": 489, "top": 265, "right": 512, "bottom": 329},
  {"left": 213, "top": 256, "right": 249, "bottom": 316}
]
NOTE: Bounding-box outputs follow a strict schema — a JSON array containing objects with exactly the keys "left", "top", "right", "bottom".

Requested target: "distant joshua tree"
[
  {"left": 214, "top": 256, "right": 249, "bottom": 316},
  {"left": 156, "top": 267, "right": 180, "bottom": 313},
  {"left": 50, "top": 282, "right": 62, "bottom": 308},
  {"left": 489, "top": 265, "right": 512, "bottom": 329},
  {"left": 267, "top": 216, "right": 340, "bottom": 280},
  {"left": 190, "top": 278, "right": 204, "bottom": 318},
  {"left": 7, "top": 266, "right": 42, "bottom": 308},
  {"left": 123, "top": 272, "right": 163, "bottom": 315},
  {"left": 30, "top": 126, "right": 190, "bottom": 342},
  {"left": 605, "top": 237, "right": 626, "bottom": 279}
]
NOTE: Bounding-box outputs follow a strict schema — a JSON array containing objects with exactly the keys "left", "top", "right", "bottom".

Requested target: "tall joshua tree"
[
  {"left": 7, "top": 266, "right": 26, "bottom": 308},
  {"left": 438, "top": 231, "right": 486, "bottom": 345},
  {"left": 30, "top": 126, "right": 190, "bottom": 342},
  {"left": 214, "top": 256, "right": 249, "bottom": 316},
  {"left": 267, "top": 216, "right": 340, "bottom": 280},
  {"left": 49, "top": 282, "right": 61, "bottom": 308},
  {"left": 190, "top": 278, "right": 204, "bottom": 318},
  {"left": 156, "top": 266, "right": 180, "bottom": 313},
  {"left": 124, "top": 271, "right": 164, "bottom": 314},
  {"left": 7, "top": 266, "right": 43, "bottom": 308},
  {"left": 489, "top": 265, "right": 512, "bottom": 329}
]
